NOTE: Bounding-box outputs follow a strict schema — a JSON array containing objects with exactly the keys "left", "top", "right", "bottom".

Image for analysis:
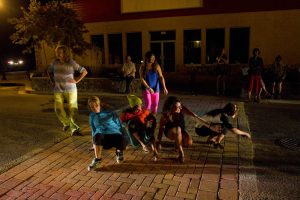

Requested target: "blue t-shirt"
[{"left": 89, "top": 109, "right": 123, "bottom": 138}]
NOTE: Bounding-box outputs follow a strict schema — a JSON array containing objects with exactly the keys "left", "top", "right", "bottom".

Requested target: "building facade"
[{"left": 35, "top": 0, "right": 300, "bottom": 75}]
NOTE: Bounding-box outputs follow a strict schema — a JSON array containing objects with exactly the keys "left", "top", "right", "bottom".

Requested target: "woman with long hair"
[{"left": 139, "top": 51, "right": 168, "bottom": 114}]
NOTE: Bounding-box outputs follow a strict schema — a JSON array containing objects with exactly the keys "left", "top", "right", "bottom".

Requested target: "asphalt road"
[
  {"left": 245, "top": 101, "right": 300, "bottom": 200},
  {"left": 0, "top": 86, "right": 128, "bottom": 173},
  {"left": 1, "top": 73, "right": 299, "bottom": 199}
]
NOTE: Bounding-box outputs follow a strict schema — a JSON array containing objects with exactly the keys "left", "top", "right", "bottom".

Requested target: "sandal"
[
  {"left": 142, "top": 146, "right": 149, "bottom": 153},
  {"left": 178, "top": 155, "right": 185, "bottom": 163}
]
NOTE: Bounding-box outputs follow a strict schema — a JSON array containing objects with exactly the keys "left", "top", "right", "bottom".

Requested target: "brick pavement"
[{"left": 0, "top": 96, "right": 251, "bottom": 200}]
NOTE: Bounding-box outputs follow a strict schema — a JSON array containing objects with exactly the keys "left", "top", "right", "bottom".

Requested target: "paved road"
[
  {"left": 244, "top": 102, "right": 300, "bottom": 200},
  {"left": 1, "top": 71, "right": 299, "bottom": 199},
  {"left": 0, "top": 83, "right": 128, "bottom": 173}
]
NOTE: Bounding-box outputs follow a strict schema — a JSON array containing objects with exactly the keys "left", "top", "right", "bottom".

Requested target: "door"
[{"left": 150, "top": 41, "right": 175, "bottom": 72}]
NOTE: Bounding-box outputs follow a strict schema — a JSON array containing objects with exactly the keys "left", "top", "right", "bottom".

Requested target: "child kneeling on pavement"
[
  {"left": 87, "top": 96, "right": 128, "bottom": 171},
  {"left": 120, "top": 95, "right": 158, "bottom": 161},
  {"left": 195, "top": 103, "right": 251, "bottom": 149}
]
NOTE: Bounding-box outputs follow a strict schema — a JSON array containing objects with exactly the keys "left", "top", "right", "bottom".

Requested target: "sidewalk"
[{"left": 0, "top": 90, "right": 253, "bottom": 200}]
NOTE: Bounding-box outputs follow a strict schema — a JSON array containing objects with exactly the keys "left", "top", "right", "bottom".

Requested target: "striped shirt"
[{"left": 48, "top": 59, "right": 86, "bottom": 92}]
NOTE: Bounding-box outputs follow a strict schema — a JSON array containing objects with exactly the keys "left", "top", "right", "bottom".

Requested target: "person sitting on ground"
[
  {"left": 120, "top": 95, "right": 158, "bottom": 161},
  {"left": 195, "top": 103, "right": 251, "bottom": 149},
  {"left": 87, "top": 96, "right": 127, "bottom": 171},
  {"left": 157, "top": 96, "right": 222, "bottom": 163}
]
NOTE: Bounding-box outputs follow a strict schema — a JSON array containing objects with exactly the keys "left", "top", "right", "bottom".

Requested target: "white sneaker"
[{"left": 88, "top": 158, "right": 101, "bottom": 171}]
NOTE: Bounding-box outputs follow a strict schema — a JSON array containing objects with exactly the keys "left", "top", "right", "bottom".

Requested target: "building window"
[
  {"left": 184, "top": 29, "right": 201, "bottom": 64},
  {"left": 91, "top": 35, "right": 105, "bottom": 64},
  {"left": 206, "top": 28, "right": 225, "bottom": 64},
  {"left": 229, "top": 28, "right": 250, "bottom": 64},
  {"left": 150, "top": 31, "right": 176, "bottom": 72},
  {"left": 108, "top": 33, "right": 123, "bottom": 64},
  {"left": 126, "top": 32, "right": 142, "bottom": 64}
]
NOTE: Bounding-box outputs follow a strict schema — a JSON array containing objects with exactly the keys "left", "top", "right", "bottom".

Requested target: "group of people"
[
  {"left": 87, "top": 94, "right": 250, "bottom": 170},
  {"left": 47, "top": 45, "right": 251, "bottom": 171},
  {"left": 214, "top": 47, "right": 287, "bottom": 102},
  {"left": 246, "top": 48, "right": 287, "bottom": 102}
]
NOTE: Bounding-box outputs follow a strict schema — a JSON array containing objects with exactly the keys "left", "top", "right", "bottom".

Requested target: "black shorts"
[
  {"left": 93, "top": 134, "right": 123, "bottom": 150},
  {"left": 195, "top": 126, "right": 223, "bottom": 137}
]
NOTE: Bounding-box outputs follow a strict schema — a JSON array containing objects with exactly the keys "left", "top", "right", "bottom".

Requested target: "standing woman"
[
  {"left": 216, "top": 48, "right": 228, "bottom": 95},
  {"left": 47, "top": 45, "right": 88, "bottom": 135},
  {"left": 139, "top": 51, "right": 168, "bottom": 114},
  {"left": 248, "top": 48, "right": 263, "bottom": 102}
]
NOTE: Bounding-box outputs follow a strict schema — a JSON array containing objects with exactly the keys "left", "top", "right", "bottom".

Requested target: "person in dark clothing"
[
  {"left": 216, "top": 48, "right": 229, "bottom": 95},
  {"left": 248, "top": 48, "right": 264, "bottom": 102},
  {"left": 157, "top": 96, "right": 222, "bottom": 163},
  {"left": 120, "top": 95, "right": 158, "bottom": 161},
  {"left": 195, "top": 103, "right": 251, "bottom": 149}
]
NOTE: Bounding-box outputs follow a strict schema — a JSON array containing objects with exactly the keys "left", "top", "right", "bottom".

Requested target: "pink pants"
[
  {"left": 248, "top": 75, "right": 262, "bottom": 96},
  {"left": 142, "top": 90, "right": 160, "bottom": 113}
]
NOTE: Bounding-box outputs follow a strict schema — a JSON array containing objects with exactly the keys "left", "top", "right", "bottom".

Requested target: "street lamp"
[{"left": 0, "top": 0, "right": 3, "bottom": 10}]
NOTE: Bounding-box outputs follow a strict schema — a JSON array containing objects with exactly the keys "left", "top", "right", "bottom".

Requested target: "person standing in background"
[
  {"left": 216, "top": 48, "right": 229, "bottom": 95},
  {"left": 271, "top": 55, "right": 286, "bottom": 99},
  {"left": 139, "top": 51, "right": 168, "bottom": 114},
  {"left": 248, "top": 48, "right": 263, "bottom": 102},
  {"left": 122, "top": 55, "right": 136, "bottom": 94},
  {"left": 47, "top": 45, "right": 88, "bottom": 136}
]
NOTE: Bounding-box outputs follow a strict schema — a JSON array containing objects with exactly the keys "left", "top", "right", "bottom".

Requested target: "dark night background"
[{"left": 0, "top": 0, "right": 35, "bottom": 72}]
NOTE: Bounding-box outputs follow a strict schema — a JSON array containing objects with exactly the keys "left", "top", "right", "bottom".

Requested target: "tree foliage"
[{"left": 9, "top": 0, "right": 90, "bottom": 55}]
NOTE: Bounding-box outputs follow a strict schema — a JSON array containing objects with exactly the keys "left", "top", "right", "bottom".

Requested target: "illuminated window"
[{"left": 184, "top": 29, "right": 201, "bottom": 64}]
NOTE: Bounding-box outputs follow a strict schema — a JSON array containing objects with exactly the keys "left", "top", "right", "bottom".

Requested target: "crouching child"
[
  {"left": 87, "top": 96, "right": 128, "bottom": 171},
  {"left": 120, "top": 95, "right": 158, "bottom": 161}
]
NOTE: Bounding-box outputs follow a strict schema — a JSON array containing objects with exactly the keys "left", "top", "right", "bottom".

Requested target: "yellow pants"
[{"left": 54, "top": 91, "right": 79, "bottom": 132}]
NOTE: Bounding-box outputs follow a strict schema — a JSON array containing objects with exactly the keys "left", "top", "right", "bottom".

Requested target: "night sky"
[{"left": 0, "top": 0, "right": 35, "bottom": 68}]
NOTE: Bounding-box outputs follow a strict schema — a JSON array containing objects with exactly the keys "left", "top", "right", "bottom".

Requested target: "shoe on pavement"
[
  {"left": 116, "top": 149, "right": 124, "bottom": 163},
  {"left": 71, "top": 129, "right": 83, "bottom": 136},
  {"left": 213, "top": 143, "right": 224, "bottom": 149},
  {"left": 62, "top": 125, "right": 70, "bottom": 132},
  {"left": 142, "top": 146, "right": 149, "bottom": 153},
  {"left": 178, "top": 154, "right": 184, "bottom": 163},
  {"left": 88, "top": 158, "right": 101, "bottom": 171}
]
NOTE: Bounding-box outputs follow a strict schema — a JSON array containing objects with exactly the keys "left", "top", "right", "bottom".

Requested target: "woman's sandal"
[
  {"left": 178, "top": 155, "right": 185, "bottom": 163},
  {"left": 142, "top": 146, "right": 149, "bottom": 153}
]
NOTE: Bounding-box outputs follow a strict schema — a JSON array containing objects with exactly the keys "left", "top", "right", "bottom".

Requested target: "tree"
[{"left": 9, "top": 0, "right": 90, "bottom": 56}]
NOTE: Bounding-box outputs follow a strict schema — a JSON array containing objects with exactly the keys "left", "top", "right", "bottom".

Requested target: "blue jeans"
[{"left": 54, "top": 91, "right": 79, "bottom": 132}]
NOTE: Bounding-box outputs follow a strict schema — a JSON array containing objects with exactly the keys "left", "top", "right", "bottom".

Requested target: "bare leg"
[
  {"left": 94, "top": 145, "right": 102, "bottom": 159},
  {"left": 216, "top": 134, "right": 225, "bottom": 143},
  {"left": 278, "top": 82, "right": 283, "bottom": 97},
  {"left": 272, "top": 82, "right": 276, "bottom": 95},
  {"left": 166, "top": 127, "right": 185, "bottom": 163}
]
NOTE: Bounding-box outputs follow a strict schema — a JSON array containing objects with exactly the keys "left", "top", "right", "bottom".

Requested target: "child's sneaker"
[
  {"left": 88, "top": 158, "right": 101, "bottom": 171},
  {"left": 116, "top": 149, "right": 124, "bottom": 163}
]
